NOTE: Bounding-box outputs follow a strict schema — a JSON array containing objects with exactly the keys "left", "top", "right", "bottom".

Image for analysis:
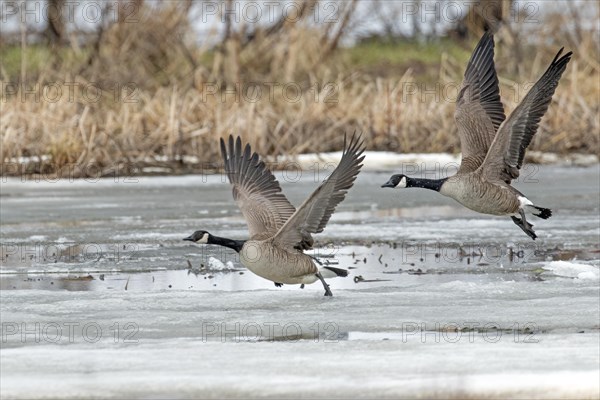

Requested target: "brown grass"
[{"left": 1, "top": 2, "right": 598, "bottom": 177}]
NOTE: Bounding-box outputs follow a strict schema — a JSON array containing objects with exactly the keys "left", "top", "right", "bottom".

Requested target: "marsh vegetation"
[{"left": 1, "top": 1, "right": 598, "bottom": 177}]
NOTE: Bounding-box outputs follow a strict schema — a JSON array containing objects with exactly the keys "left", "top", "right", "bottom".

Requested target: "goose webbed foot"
[
  {"left": 300, "top": 284, "right": 305, "bottom": 289},
  {"left": 274, "top": 282, "right": 283, "bottom": 287},
  {"left": 511, "top": 209, "right": 537, "bottom": 240},
  {"left": 315, "top": 272, "right": 333, "bottom": 297}
]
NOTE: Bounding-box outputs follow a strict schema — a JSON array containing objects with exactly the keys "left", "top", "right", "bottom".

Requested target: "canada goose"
[
  {"left": 382, "top": 32, "right": 572, "bottom": 240},
  {"left": 185, "top": 134, "right": 365, "bottom": 296}
]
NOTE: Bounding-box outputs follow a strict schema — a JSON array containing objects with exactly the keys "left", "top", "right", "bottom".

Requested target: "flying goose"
[
  {"left": 185, "top": 134, "right": 365, "bottom": 296},
  {"left": 382, "top": 32, "right": 572, "bottom": 240}
]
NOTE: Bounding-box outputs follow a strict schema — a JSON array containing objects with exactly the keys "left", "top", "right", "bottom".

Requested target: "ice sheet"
[
  {"left": 1, "top": 288, "right": 599, "bottom": 399},
  {"left": 1, "top": 165, "right": 599, "bottom": 399}
]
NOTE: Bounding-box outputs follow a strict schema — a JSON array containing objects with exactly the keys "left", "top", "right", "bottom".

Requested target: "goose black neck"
[
  {"left": 407, "top": 177, "right": 447, "bottom": 192},
  {"left": 209, "top": 235, "right": 245, "bottom": 253}
]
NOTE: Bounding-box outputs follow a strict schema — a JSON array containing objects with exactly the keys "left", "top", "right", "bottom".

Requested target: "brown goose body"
[
  {"left": 439, "top": 175, "right": 521, "bottom": 216},
  {"left": 239, "top": 240, "right": 318, "bottom": 285}
]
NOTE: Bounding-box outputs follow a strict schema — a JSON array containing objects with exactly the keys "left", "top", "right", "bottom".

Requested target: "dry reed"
[{"left": 1, "top": 2, "right": 598, "bottom": 177}]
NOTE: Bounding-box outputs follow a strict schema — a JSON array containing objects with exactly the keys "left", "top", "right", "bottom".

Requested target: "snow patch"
[
  {"left": 543, "top": 261, "right": 599, "bottom": 281},
  {"left": 27, "top": 235, "right": 47, "bottom": 241},
  {"left": 277, "top": 151, "right": 461, "bottom": 171},
  {"left": 526, "top": 151, "right": 599, "bottom": 166},
  {"left": 208, "top": 256, "right": 235, "bottom": 271}
]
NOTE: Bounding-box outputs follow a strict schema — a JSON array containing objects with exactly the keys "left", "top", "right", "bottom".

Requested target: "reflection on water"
[{"left": 2, "top": 242, "right": 596, "bottom": 292}]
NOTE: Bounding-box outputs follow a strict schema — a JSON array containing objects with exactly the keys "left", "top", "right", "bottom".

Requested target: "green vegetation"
[
  {"left": 342, "top": 38, "right": 471, "bottom": 81},
  {"left": 1, "top": 38, "right": 473, "bottom": 83},
  {"left": 0, "top": 45, "right": 90, "bottom": 79}
]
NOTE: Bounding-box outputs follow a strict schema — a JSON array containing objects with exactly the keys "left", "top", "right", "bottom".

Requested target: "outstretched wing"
[
  {"left": 272, "top": 134, "right": 365, "bottom": 251},
  {"left": 454, "top": 31, "right": 506, "bottom": 173},
  {"left": 480, "top": 48, "right": 572, "bottom": 183},
  {"left": 220, "top": 135, "right": 296, "bottom": 238}
]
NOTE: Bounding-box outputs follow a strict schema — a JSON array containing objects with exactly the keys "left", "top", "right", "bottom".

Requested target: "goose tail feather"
[{"left": 530, "top": 205, "right": 552, "bottom": 219}]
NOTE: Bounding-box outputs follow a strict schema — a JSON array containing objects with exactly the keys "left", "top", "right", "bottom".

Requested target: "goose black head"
[
  {"left": 381, "top": 174, "right": 408, "bottom": 189},
  {"left": 184, "top": 230, "right": 211, "bottom": 244}
]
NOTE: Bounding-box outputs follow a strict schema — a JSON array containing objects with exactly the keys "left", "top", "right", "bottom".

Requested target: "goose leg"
[
  {"left": 511, "top": 210, "right": 537, "bottom": 240},
  {"left": 315, "top": 272, "right": 333, "bottom": 297},
  {"left": 308, "top": 255, "right": 323, "bottom": 266}
]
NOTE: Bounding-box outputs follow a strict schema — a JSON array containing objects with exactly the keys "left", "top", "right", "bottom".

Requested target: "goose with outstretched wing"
[
  {"left": 185, "top": 134, "right": 365, "bottom": 296},
  {"left": 382, "top": 32, "right": 572, "bottom": 240}
]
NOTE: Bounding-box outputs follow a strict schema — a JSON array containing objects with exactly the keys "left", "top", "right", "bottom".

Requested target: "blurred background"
[{"left": 1, "top": 0, "right": 598, "bottom": 177}]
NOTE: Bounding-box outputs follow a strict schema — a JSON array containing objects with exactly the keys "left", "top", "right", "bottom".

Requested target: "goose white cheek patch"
[
  {"left": 396, "top": 177, "right": 407, "bottom": 188},
  {"left": 197, "top": 233, "right": 209, "bottom": 244}
]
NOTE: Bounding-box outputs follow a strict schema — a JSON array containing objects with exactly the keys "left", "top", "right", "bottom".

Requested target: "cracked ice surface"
[{"left": 1, "top": 165, "right": 599, "bottom": 399}]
